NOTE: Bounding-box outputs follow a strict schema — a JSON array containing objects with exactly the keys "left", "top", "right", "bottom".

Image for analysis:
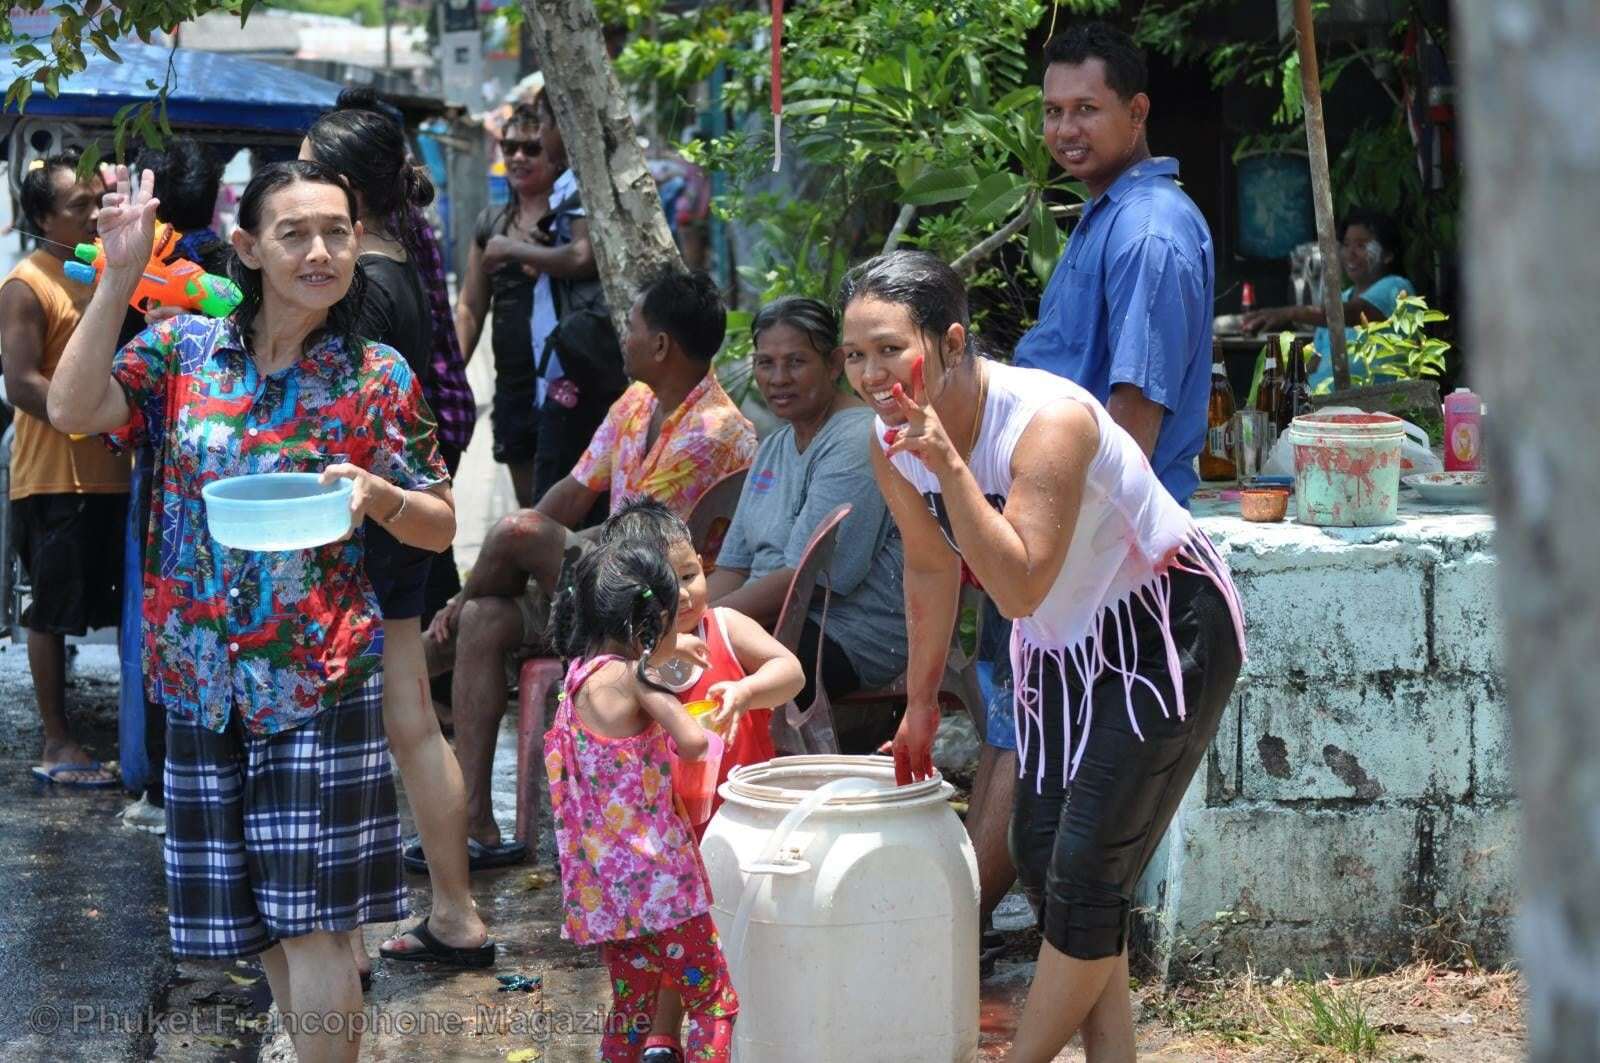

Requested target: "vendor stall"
[{"left": 1135, "top": 487, "right": 1511, "bottom": 976}]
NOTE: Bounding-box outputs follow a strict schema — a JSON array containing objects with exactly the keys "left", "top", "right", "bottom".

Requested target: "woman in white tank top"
[{"left": 840, "top": 251, "right": 1244, "bottom": 1062}]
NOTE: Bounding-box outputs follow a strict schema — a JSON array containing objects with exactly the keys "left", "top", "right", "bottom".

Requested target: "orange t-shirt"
[{"left": 3, "top": 251, "right": 131, "bottom": 499}]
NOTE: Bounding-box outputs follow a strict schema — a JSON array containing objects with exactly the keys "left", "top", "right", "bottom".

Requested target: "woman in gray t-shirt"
[{"left": 706, "top": 298, "right": 906, "bottom": 750}]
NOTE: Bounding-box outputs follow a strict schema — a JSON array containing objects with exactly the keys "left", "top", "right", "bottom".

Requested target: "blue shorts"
[{"left": 976, "top": 599, "right": 1017, "bottom": 751}]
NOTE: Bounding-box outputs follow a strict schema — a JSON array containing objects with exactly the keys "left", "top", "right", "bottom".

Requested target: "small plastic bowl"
[
  {"left": 1240, "top": 486, "right": 1290, "bottom": 523},
  {"left": 201, "top": 472, "right": 354, "bottom": 551},
  {"left": 684, "top": 698, "right": 720, "bottom": 719}
]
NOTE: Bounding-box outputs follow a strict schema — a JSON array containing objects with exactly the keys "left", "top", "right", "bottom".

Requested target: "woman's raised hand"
[
  {"left": 884, "top": 369, "right": 959, "bottom": 477},
  {"left": 97, "top": 166, "right": 160, "bottom": 271}
]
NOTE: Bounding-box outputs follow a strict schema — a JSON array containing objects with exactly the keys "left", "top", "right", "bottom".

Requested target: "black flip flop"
[
  {"left": 378, "top": 918, "right": 497, "bottom": 969},
  {"left": 404, "top": 837, "right": 529, "bottom": 875}
]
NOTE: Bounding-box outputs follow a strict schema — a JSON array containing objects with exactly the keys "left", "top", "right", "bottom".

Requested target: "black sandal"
[{"left": 378, "top": 919, "right": 497, "bottom": 969}]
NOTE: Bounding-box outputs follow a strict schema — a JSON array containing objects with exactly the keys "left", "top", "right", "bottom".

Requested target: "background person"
[
  {"left": 1, "top": 153, "right": 130, "bottom": 790},
  {"left": 51, "top": 160, "right": 454, "bottom": 1063},
  {"left": 706, "top": 296, "right": 907, "bottom": 743},
  {"left": 302, "top": 103, "right": 494, "bottom": 974},
  {"left": 118, "top": 136, "right": 229, "bottom": 832},
  {"left": 1241, "top": 208, "right": 1415, "bottom": 391},
  {"left": 453, "top": 100, "right": 556, "bottom": 508},
  {"left": 412, "top": 269, "right": 756, "bottom": 873}
]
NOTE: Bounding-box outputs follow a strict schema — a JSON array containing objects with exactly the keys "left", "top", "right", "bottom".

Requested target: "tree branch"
[
  {"left": 950, "top": 191, "right": 1038, "bottom": 278},
  {"left": 882, "top": 203, "right": 916, "bottom": 254}
]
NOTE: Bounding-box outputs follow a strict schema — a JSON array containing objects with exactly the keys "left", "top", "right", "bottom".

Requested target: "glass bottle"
[{"left": 1200, "top": 342, "right": 1237, "bottom": 482}]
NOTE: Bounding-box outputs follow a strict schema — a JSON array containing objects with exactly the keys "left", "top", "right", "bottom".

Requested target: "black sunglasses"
[{"left": 500, "top": 138, "right": 541, "bottom": 158}]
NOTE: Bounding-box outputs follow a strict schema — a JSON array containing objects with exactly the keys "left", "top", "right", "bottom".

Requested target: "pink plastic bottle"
[{"left": 1444, "top": 387, "right": 1482, "bottom": 471}]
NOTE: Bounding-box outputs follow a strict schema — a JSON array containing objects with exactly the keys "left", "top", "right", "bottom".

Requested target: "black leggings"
[{"left": 1008, "top": 568, "right": 1242, "bottom": 960}]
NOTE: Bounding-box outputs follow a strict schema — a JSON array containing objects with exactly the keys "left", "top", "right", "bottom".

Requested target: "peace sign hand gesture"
[
  {"left": 883, "top": 364, "right": 960, "bottom": 479},
  {"left": 97, "top": 166, "right": 160, "bottom": 273}
]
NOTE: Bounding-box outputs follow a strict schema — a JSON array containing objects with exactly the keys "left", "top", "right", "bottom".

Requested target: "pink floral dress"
[{"left": 545, "top": 655, "right": 712, "bottom": 945}]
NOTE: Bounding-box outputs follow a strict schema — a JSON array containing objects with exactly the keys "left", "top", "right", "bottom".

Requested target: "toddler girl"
[{"left": 544, "top": 538, "right": 739, "bottom": 1062}]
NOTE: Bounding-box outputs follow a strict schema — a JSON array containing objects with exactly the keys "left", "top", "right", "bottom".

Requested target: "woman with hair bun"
[{"left": 302, "top": 103, "right": 496, "bottom": 976}]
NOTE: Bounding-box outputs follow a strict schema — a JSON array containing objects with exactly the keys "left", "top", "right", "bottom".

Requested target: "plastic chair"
[
  {"left": 767, "top": 503, "right": 852, "bottom": 756},
  {"left": 512, "top": 469, "right": 752, "bottom": 851},
  {"left": 827, "top": 581, "right": 990, "bottom": 744},
  {"left": 685, "top": 468, "right": 746, "bottom": 572}
]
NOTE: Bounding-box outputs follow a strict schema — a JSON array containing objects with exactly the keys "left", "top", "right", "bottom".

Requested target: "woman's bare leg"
[
  {"left": 378, "top": 619, "right": 489, "bottom": 953},
  {"left": 1080, "top": 950, "right": 1135, "bottom": 1063},
  {"left": 279, "top": 930, "right": 362, "bottom": 1063},
  {"left": 1003, "top": 941, "right": 1121, "bottom": 1062}
]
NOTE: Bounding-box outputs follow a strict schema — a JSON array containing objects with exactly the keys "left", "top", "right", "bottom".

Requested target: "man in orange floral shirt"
[{"left": 416, "top": 270, "right": 755, "bottom": 869}]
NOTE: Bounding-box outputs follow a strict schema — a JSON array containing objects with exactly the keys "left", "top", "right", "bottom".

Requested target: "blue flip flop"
[{"left": 31, "top": 761, "right": 120, "bottom": 789}]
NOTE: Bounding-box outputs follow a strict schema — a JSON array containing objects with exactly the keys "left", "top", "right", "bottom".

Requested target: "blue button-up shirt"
[{"left": 1013, "top": 157, "right": 1215, "bottom": 506}]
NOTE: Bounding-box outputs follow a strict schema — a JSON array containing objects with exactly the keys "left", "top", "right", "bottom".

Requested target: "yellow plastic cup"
[{"left": 684, "top": 698, "right": 724, "bottom": 734}]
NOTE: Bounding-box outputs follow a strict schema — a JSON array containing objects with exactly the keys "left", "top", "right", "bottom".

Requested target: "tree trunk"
[
  {"left": 521, "top": 0, "right": 683, "bottom": 338},
  {"left": 1459, "top": 5, "right": 1600, "bottom": 1060}
]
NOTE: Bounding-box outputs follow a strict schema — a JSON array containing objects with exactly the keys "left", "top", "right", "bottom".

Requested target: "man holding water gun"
[
  {"left": 0, "top": 152, "right": 131, "bottom": 791},
  {"left": 109, "top": 138, "right": 234, "bottom": 835}
]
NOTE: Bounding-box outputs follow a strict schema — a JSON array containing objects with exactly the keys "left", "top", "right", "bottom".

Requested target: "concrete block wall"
[{"left": 1134, "top": 508, "right": 1515, "bottom": 978}]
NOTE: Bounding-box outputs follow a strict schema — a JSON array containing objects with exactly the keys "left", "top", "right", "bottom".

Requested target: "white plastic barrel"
[{"left": 701, "top": 755, "right": 979, "bottom": 1063}]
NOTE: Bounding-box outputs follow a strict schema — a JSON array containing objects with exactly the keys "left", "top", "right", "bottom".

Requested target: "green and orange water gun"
[{"left": 62, "top": 225, "right": 242, "bottom": 317}]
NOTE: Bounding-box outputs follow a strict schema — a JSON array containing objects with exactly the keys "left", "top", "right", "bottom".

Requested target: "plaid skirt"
[{"left": 163, "top": 675, "right": 407, "bottom": 958}]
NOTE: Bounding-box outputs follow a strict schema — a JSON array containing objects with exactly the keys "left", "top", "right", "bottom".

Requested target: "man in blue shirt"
[
  {"left": 970, "top": 23, "right": 1216, "bottom": 985},
  {"left": 1015, "top": 22, "right": 1215, "bottom": 507}
]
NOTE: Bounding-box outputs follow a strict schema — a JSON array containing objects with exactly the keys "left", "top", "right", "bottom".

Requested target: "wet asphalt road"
[{"left": 0, "top": 643, "right": 180, "bottom": 1062}]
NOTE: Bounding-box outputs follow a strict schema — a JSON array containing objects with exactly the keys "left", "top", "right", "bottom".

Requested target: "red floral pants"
[{"left": 601, "top": 913, "right": 739, "bottom": 1062}]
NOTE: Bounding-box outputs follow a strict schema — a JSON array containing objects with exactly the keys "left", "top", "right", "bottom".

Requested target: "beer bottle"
[
  {"left": 1256, "top": 349, "right": 1281, "bottom": 423},
  {"left": 1200, "top": 341, "right": 1237, "bottom": 482}
]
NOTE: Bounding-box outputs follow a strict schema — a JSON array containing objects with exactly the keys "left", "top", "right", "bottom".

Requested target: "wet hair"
[
  {"left": 549, "top": 538, "right": 681, "bottom": 694},
  {"left": 132, "top": 137, "right": 223, "bottom": 233},
  {"left": 1043, "top": 22, "right": 1148, "bottom": 101},
  {"left": 838, "top": 250, "right": 972, "bottom": 367},
  {"left": 638, "top": 269, "right": 727, "bottom": 362},
  {"left": 305, "top": 96, "right": 435, "bottom": 256},
  {"left": 600, "top": 497, "right": 692, "bottom": 553},
  {"left": 19, "top": 151, "right": 81, "bottom": 232},
  {"left": 229, "top": 160, "right": 368, "bottom": 354},
  {"left": 752, "top": 296, "right": 839, "bottom": 359},
  {"left": 1339, "top": 208, "right": 1402, "bottom": 265}
]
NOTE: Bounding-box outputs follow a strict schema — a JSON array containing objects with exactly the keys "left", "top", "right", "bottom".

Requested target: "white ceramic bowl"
[{"left": 1402, "top": 471, "right": 1490, "bottom": 505}]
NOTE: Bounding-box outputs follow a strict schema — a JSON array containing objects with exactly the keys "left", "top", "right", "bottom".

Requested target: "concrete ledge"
[
  {"left": 1143, "top": 798, "right": 1518, "bottom": 977},
  {"left": 1235, "top": 676, "right": 1481, "bottom": 803}
]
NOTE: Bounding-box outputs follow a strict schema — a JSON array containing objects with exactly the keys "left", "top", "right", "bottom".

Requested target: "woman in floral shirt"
[{"left": 50, "top": 161, "right": 453, "bottom": 1060}]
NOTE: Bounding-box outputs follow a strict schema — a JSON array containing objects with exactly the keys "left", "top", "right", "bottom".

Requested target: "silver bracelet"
[{"left": 380, "top": 490, "right": 408, "bottom": 526}]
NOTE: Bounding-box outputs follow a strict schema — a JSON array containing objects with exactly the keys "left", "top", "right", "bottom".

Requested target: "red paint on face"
[{"left": 911, "top": 354, "right": 925, "bottom": 398}]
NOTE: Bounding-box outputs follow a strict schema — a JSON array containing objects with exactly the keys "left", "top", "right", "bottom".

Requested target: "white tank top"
[{"left": 878, "top": 362, "right": 1245, "bottom": 786}]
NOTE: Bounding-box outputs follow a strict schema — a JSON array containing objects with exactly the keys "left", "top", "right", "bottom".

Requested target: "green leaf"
[
  {"left": 900, "top": 164, "right": 979, "bottom": 206},
  {"left": 87, "top": 31, "right": 120, "bottom": 63},
  {"left": 13, "top": 43, "right": 46, "bottom": 64},
  {"left": 967, "top": 170, "right": 1028, "bottom": 224},
  {"left": 992, "top": 86, "right": 1040, "bottom": 114},
  {"left": 1027, "top": 195, "right": 1061, "bottom": 283}
]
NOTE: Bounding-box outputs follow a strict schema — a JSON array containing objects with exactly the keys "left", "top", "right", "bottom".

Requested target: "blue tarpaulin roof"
[{"left": 6, "top": 41, "right": 340, "bottom": 132}]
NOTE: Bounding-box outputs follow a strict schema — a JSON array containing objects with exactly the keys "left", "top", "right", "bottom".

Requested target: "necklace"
[{"left": 963, "top": 358, "right": 989, "bottom": 461}]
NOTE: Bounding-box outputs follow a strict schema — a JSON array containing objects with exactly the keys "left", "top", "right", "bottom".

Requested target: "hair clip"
[{"left": 639, "top": 587, "right": 654, "bottom": 601}]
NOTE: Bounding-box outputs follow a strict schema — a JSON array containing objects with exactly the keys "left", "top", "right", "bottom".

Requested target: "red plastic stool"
[{"left": 514, "top": 657, "right": 565, "bottom": 851}]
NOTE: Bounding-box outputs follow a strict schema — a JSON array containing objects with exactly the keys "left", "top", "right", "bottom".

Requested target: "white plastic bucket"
[
  {"left": 1286, "top": 412, "right": 1406, "bottom": 527},
  {"left": 702, "top": 755, "right": 979, "bottom": 1062}
]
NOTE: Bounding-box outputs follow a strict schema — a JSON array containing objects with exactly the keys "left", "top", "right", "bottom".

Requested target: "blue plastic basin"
[{"left": 201, "top": 472, "right": 353, "bottom": 551}]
